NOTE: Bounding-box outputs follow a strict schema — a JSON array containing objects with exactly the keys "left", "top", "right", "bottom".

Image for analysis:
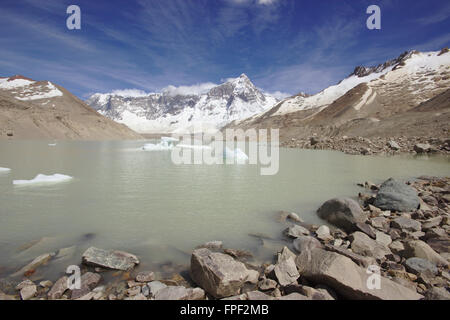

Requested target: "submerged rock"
[
  {"left": 190, "top": 248, "right": 259, "bottom": 298},
  {"left": 82, "top": 247, "right": 139, "bottom": 271},
  {"left": 11, "top": 253, "right": 54, "bottom": 277},
  {"left": 374, "top": 178, "right": 420, "bottom": 212}
]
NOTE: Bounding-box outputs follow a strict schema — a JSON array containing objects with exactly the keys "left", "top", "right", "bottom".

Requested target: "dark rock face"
[
  {"left": 374, "top": 178, "right": 420, "bottom": 212},
  {"left": 317, "top": 198, "right": 367, "bottom": 232}
]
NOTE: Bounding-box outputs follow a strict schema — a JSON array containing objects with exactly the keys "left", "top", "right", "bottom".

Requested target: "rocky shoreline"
[
  {"left": 281, "top": 136, "right": 450, "bottom": 156},
  {"left": 1, "top": 176, "right": 449, "bottom": 300}
]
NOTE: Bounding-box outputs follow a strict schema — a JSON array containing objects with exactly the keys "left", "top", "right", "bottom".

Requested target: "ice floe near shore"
[
  {"left": 0, "top": 167, "right": 11, "bottom": 173},
  {"left": 13, "top": 174, "right": 73, "bottom": 186}
]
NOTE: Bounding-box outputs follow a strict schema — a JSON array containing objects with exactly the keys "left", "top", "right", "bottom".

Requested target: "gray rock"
[
  {"left": 371, "top": 216, "right": 389, "bottom": 231},
  {"left": 273, "top": 256, "right": 299, "bottom": 287},
  {"left": 16, "top": 280, "right": 34, "bottom": 290},
  {"left": 388, "top": 141, "right": 400, "bottom": 151},
  {"left": 324, "top": 244, "right": 376, "bottom": 268},
  {"left": 246, "top": 291, "right": 274, "bottom": 300},
  {"left": 426, "top": 287, "right": 450, "bottom": 300},
  {"left": 355, "top": 222, "right": 376, "bottom": 239},
  {"left": 414, "top": 143, "right": 431, "bottom": 153},
  {"left": 258, "top": 279, "right": 277, "bottom": 291},
  {"left": 141, "top": 285, "right": 150, "bottom": 297},
  {"left": 375, "top": 231, "right": 392, "bottom": 247},
  {"left": 284, "top": 225, "right": 310, "bottom": 238},
  {"left": 147, "top": 281, "right": 167, "bottom": 297},
  {"left": 391, "top": 217, "right": 422, "bottom": 232},
  {"left": 154, "top": 286, "right": 205, "bottom": 300},
  {"left": 316, "top": 225, "right": 333, "bottom": 241},
  {"left": 350, "top": 231, "right": 391, "bottom": 260},
  {"left": 402, "top": 240, "right": 448, "bottom": 266},
  {"left": 82, "top": 247, "right": 139, "bottom": 271},
  {"left": 389, "top": 241, "right": 405, "bottom": 255},
  {"left": 190, "top": 248, "right": 259, "bottom": 298},
  {"left": 71, "top": 272, "right": 102, "bottom": 299},
  {"left": 48, "top": 276, "right": 68, "bottom": 300},
  {"left": 374, "top": 178, "right": 420, "bottom": 212},
  {"left": 300, "top": 285, "right": 335, "bottom": 300},
  {"left": 317, "top": 198, "right": 366, "bottom": 233},
  {"left": 136, "top": 271, "right": 155, "bottom": 283},
  {"left": 295, "top": 248, "right": 423, "bottom": 300},
  {"left": 405, "top": 258, "right": 438, "bottom": 276},
  {"left": 293, "top": 236, "right": 322, "bottom": 253},
  {"left": 20, "top": 284, "right": 37, "bottom": 300}
]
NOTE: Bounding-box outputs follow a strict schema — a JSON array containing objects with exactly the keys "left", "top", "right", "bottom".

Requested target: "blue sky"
[{"left": 1, "top": 0, "right": 449, "bottom": 98}]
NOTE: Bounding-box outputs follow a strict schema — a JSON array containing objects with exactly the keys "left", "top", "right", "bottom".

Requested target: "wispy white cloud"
[{"left": 162, "top": 82, "right": 218, "bottom": 96}]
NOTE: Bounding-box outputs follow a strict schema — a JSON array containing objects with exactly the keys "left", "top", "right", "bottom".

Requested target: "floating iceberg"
[
  {"left": 161, "top": 136, "right": 179, "bottom": 143},
  {"left": 0, "top": 167, "right": 11, "bottom": 173},
  {"left": 48, "top": 143, "right": 57, "bottom": 147},
  {"left": 224, "top": 147, "right": 249, "bottom": 163},
  {"left": 13, "top": 174, "right": 73, "bottom": 186},
  {"left": 142, "top": 140, "right": 173, "bottom": 151}
]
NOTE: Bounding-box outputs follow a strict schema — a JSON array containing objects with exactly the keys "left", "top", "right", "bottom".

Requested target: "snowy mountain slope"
[
  {"left": 0, "top": 75, "right": 141, "bottom": 140},
  {"left": 86, "top": 74, "right": 277, "bottom": 134},
  {"left": 227, "top": 48, "right": 450, "bottom": 141}
]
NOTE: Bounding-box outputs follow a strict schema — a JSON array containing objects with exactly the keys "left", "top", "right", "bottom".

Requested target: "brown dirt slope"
[{"left": 0, "top": 82, "right": 142, "bottom": 140}]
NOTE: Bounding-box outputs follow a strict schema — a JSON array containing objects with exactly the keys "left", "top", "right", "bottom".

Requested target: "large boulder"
[
  {"left": 391, "top": 217, "right": 421, "bottom": 232},
  {"left": 317, "top": 198, "right": 366, "bottom": 233},
  {"left": 82, "top": 247, "right": 139, "bottom": 271},
  {"left": 190, "top": 248, "right": 259, "bottom": 298},
  {"left": 295, "top": 248, "right": 423, "bottom": 300},
  {"left": 374, "top": 178, "right": 420, "bottom": 212}
]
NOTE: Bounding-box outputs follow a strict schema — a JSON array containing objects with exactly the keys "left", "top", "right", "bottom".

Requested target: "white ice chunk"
[
  {"left": 48, "top": 143, "right": 57, "bottom": 146},
  {"left": 13, "top": 174, "right": 73, "bottom": 186},
  {"left": 142, "top": 141, "right": 173, "bottom": 151},
  {"left": 0, "top": 167, "right": 11, "bottom": 173},
  {"left": 161, "top": 136, "right": 179, "bottom": 142}
]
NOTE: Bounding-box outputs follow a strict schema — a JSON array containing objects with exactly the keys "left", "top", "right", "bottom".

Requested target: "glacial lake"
[{"left": 0, "top": 140, "right": 449, "bottom": 280}]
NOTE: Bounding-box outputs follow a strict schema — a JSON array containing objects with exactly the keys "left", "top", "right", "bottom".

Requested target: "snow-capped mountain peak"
[{"left": 86, "top": 74, "right": 277, "bottom": 134}]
